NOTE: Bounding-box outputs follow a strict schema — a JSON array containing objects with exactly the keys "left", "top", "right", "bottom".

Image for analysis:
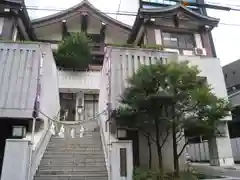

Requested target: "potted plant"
[{"left": 55, "top": 32, "right": 92, "bottom": 70}]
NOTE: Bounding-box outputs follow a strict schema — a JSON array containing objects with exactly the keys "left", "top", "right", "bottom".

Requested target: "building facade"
[
  {"left": 0, "top": 0, "right": 235, "bottom": 177},
  {"left": 223, "top": 60, "right": 240, "bottom": 138}
]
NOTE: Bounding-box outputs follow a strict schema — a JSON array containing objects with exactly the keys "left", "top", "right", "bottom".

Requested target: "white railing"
[
  {"left": 58, "top": 69, "right": 101, "bottom": 91},
  {"left": 97, "top": 113, "right": 111, "bottom": 178},
  {"left": 29, "top": 118, "right": 53, "bottom": 180}
]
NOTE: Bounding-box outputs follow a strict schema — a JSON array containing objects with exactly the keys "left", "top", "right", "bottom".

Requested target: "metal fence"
[{"left": 187, "top": 137, "right": 240, "bottom": 162}]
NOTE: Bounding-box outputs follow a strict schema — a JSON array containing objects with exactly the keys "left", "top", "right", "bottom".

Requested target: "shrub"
[{"left": 55, "top": 32, "right": 92, "bottom": 70}]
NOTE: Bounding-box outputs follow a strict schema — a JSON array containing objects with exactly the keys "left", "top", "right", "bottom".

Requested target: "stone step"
[
  {"left": 49, "top": 139, "right": 102, "bottom": 143},
  {"left": 41, "top": 158, "right": 105, "bottom": 161},
  {"left": 46, "top": 146, "right": 102, "bottom": 149},
  {"left": 43, "top": 153, "right": 104, "bottom": 156},
  {"left": 41, "top": 159, "right": 105, "bottom": 164},
  {"left": 34, "top": 175, "right": 108, "bottom": 180},
  {"left": 38, "top": 162, "right": 106, "bottom": 167},
  {"left": 46, "top": 147, "right": 102, "bottom": 150},
  {"left": 45, "top": 150, "right": 103, "bottom": 153},
  {"left": 38, "top": 166, "right": 106, "bottom": 171},
  {"left": 36, "top": 170, "right": 108, "bottom": 175},
  {"left": 47, "top": 143, "right": 102, "bottom": 147},
  {"left": 44, "top": 152, "right": 104, "bottom": 158},
  {"left": 45, "top": 148, "right": 103, "bottom": 152},
  {"left": 43, "top": 154, "right": 104, "bottom": 159},
  {"left": 47, "top": 144, "right": 102, "bottom": 147},
  {"left": 48, "top": 141, "right": 102, "bottom": 145},
  {"left": 41, "top": 160, "right": 106, "bottom": 164},
  {"left": 44, "top": 152, "right": 104, "bottom": 155}
]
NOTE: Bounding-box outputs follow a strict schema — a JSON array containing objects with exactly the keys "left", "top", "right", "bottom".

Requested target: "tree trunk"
[
  {"left": 155, "top": 119, "right": 164, "bottom": 176},
  {"left": 172, "top": 120, "right": 180, "bottom": 177},
  {"left": 146, "top": 135, "right": 152, "bottom": 169}
]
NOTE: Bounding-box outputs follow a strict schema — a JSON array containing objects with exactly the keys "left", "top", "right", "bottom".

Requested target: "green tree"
[
  {"left": 115, "top": 61, "right": 230, "bottom": 178},
  {"left": 160, "top": 62, "right": 230, "bottom": 177},
  {"left": 115, "top": 64, "right": 175, "bottom": 175},
  {"left": 55, "top": 32, "right": 92, "bottom": 70}
]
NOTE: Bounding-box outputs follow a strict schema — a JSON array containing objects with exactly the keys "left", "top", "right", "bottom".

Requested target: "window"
[
  {"left": 142, "top": 0, "right": 197, "bottom": 6},
  {"left": 141, "top": 0, "right": 200, "bottom": 12},
  {"left": 162, "top": 32, "right": 195, "bottom": 49}
]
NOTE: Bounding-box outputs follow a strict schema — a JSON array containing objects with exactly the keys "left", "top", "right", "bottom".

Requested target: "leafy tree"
[
  {"left": 55, "top": 32, "right": 92, "bottom": 70},
  {"left": 115, "top": 61, "right": 230, "bottom": 178},
  {"left": 160, "top": 62, "right": 230, "bottom": 177},
  {"left": 115, "top": 64, "right": 175, "bottom": 175}
]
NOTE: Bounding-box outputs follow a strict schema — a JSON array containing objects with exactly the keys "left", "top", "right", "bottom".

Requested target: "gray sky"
[{"left": 25, "top": 0, "right": 240, "bottom": 66}]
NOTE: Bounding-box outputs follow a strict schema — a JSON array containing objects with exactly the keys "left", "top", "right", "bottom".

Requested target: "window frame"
[{"left": 161, "top": 31, "right": 196, "bottom": 50}]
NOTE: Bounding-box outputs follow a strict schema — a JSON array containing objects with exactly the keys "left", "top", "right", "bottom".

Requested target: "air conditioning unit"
[
  {"left": 194, "top": 48, "right": 207, "bottom": 56},
  {"left": 164, "top": 48, "right": 180, "bottom": 54}
]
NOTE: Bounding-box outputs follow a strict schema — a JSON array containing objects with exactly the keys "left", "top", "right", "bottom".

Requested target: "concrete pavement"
[{"left": 192, "top": 163, "right": 240, "bottom": 179}]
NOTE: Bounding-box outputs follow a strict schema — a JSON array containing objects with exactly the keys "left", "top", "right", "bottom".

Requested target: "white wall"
[
  {"left": 1, "top": 139, "right": 31, "bottom": 180},
  {"left": 38, "top": 44, "right": 60, "bottom": 127},
  {"left": 58, "top": 70, "right": 101, "bottom": 91},
  {"left": 99, "top": 50, "right": 134, "bottom": 180},
  {"left": 178, "top": 56, "right": 231, "bottom": 121}
]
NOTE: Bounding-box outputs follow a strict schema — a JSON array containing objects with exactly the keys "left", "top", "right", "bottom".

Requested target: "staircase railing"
[
  {"left": 28, "top": 109, "right": 107, "bottom": 180},
  {"left": 29, "top": 111, "right": 61, "bottom": 180},
  {"left": 97, "top": 113, "right": 110, "bottom": 178}
]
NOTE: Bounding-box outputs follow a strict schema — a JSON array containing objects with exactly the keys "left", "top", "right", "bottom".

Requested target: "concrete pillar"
[{"left": 208, "top": 121, "right": 234, "bottom": 166}]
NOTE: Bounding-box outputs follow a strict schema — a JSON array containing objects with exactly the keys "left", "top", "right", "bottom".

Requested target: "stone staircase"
[{"left": 34, "top": 128, "right": 108, "bottom": 180}]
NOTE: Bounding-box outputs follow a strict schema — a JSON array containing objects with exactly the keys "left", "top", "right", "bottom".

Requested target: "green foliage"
[
  {"left": 133, "top": 168, "right": 163, "bottom": 180},
  {"left": 55, "top": 32, "right": 92, "bottom": 70}
]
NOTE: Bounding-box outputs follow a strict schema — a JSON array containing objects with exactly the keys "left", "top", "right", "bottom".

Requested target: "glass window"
[
  {"left": 141, "top": 0, "right": 199, "bottom": 10},
  {"left": 162, "top": 32, "right": 195, "bottom": 49}
]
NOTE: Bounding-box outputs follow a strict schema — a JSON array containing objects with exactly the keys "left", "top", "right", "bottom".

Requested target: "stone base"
[
  {"left": 209, "top": 122, "right": 234, "bottom": 167},
  {"left": 210, "top": 157, "right": 234, "bottom": 167}
]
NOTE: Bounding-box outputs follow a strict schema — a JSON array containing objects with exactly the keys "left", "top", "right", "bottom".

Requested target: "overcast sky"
[{"left": 25, "top": 0, "right": 240, "bottom": 66}]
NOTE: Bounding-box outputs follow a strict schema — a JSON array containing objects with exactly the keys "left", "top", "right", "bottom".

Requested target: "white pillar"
[
  {"left": 154, "top": 29, "right": 162, "bottom": 45},
  {"left": 111, "top": 140, "right": 133, "bottom": 180},
  {"left": 75, "top": 92, "right": 84, "bottom": 121},
  {"left": 1, "top": 139, "right": 31, "bottom": 180},
  {"left": 208, "top": 121, "right": 234, "bottom": 166}
]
